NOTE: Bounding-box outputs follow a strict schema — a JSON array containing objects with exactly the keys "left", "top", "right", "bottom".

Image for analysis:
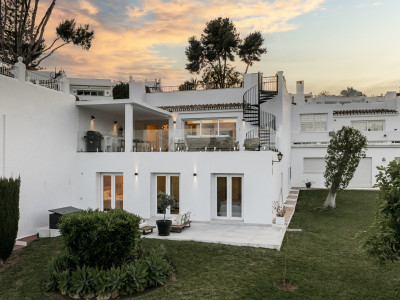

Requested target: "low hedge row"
[{"left": 45, "top": 245, "right": 172, "bottom": 299}]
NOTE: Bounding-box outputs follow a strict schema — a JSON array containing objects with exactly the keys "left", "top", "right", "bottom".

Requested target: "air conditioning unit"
[{"left": 328, "top": 131, "right": 335, "bottom": 137}]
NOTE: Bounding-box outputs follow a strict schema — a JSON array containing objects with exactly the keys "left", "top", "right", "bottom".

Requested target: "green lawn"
[{"left": 1, "top": 190, "right": 399, "bottom": 299}]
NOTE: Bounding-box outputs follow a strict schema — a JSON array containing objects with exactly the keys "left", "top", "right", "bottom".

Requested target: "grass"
[{"left": 1, "top": 190, "right": 399, "bottom": 299}]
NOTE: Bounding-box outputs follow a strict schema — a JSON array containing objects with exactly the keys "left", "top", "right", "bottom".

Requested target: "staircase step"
[
  {"left": 15, "top": 234, "right": 38, "bottom": 246},
  {"left": 287, "top": 195, "right": 297, "bottom": 199}
]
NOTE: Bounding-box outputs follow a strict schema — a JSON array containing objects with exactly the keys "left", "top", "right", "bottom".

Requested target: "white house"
[
  {"left": 290, "top": 80, "right": 400, "bottom": 189},
  {"left": 1, "top": 58, "right": 399, "bottom": 240}
]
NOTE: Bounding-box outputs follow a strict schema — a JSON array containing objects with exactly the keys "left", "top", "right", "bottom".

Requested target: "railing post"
[
  {"left": 14, "top": 57, "right": 26, "bottom": 82},
  {"left": 59, "top": 72, "right": 70, "bottom": 94}
]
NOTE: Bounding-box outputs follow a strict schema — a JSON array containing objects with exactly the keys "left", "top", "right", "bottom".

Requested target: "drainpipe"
[{"left": 2, "top": 114, "right": 5, "bottom": 177}]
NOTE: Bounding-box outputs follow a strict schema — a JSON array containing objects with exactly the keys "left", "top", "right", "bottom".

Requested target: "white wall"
[
  {"left": 76, "top": 151, "right": 280, "bottom": 225},
  {"left": 0, "top": 76, "right": 78, "bottom": 238}
]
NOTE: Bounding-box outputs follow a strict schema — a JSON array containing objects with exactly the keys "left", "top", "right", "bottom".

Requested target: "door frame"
[
  {"left": 212, "top": 174, "right": 244, "bottom": 220},
  {"left": 154, "top": 173, "right": 180, "bottom": 217},
  {"left": 100, "top": 173, "right": 123, "bottom": 211}
]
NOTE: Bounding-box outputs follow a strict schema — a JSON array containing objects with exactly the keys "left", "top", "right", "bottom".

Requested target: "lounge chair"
[
  {"left": 169, "top": 210, "right": 191, "bottom": 233},
  {"left": 139, "top": 219, "right": 155, "bottom": 235}
]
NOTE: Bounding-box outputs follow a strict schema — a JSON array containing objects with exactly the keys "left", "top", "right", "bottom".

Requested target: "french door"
[
  {"left": 214, "top": 175, "right": 243, "bottom": 219},
  {"left": 155, "top": 174, "right": 180, "bottom": 215},
  {"left": 101, "top": 174, "right": 123, "bottom": 210}
]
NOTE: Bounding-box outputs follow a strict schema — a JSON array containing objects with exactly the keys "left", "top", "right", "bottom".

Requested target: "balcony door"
[
  {"left": 101, "top": 174, "right": 123, "bottom": 210},
  {"left": 214, "top": 175, "right": 243, "bottom": 220},
  {"left": 155, "top": 174, "right": 180, "bottom": 215}
]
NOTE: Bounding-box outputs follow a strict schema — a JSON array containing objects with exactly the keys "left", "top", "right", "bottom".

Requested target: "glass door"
[
  {"left": 215, "top": 175, "right": 243, "bottom": 219},
  {"left": 156, "top": 174, "right": 180, "bottom": 215},
  {"left": 101, "top": 174, "right": 123, "bottom": 210}
]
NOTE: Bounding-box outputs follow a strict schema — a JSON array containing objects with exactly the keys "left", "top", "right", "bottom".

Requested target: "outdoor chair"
[{"left": 169, "top": 210, "right": 192, "bottom": 232}]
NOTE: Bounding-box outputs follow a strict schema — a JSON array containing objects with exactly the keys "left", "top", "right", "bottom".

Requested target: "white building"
[{"left": 1, "top": 58, "right": 399, "bottom": 239}]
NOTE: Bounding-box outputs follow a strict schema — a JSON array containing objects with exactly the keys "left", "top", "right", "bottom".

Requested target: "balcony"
[{"left": 77, "top": 128, "right": 275, "bottom": 153}]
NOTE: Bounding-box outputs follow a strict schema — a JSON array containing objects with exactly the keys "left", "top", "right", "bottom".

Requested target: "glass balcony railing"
[{"left": 77, "top": 128, "right": 274, "bottom": 152}]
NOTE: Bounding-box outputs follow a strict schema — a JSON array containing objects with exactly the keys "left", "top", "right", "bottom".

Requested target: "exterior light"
[
  {"left": 91, "top": 115, "right": 95, "bottom": 120},
  {"left": 135, "top": 172, "right": 138, "bottom": 176},
  {"left": 173, "top": 120, "right": 176, "bottom": 124},
  {"left": 277, "top": 152, "right": 283, "bottom": 161},
  {"left": 114, "top": 121, "right": 118, "bottom": 125},
  {"left": 193, "top": 173, "right": 197, "bottom": 176},
  {"left": 272, "top": 151, "right": 283, "bottom": 165}
]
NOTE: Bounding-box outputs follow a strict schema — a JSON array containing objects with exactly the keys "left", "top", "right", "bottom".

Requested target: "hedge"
[{"left": 0, "top": 177, "right": 21, "bottom": 262}]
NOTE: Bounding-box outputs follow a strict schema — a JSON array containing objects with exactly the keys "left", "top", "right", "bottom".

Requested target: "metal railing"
[
  {"left": 0, "top": 61, "right": 15, "bottom": 78},
  {"left": 261, "top": 75, "right": 278, "bottom": 92},
  {"left": 146, "top": 82, "right": 243, "bottom": 93},
  {"left": 27, "top": 71, "right": 60, "bottom": 91}
]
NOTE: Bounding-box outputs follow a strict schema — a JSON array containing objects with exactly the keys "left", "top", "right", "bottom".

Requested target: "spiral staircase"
[{"left": 242, "top": 73, "right": 278, "bottom": 150}]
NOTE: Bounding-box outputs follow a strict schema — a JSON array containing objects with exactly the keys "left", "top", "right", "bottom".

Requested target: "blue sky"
[{"left": 42, "top": 0, "right": 399, "bottom": 95}]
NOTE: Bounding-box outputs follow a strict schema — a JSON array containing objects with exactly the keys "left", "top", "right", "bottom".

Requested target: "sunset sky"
[{"left": 41, "top": 0, "right": 400, "bottom": 96}]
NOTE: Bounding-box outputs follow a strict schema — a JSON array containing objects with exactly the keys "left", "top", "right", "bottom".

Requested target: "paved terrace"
[{"left": 145, "top": 187, "right": 300, "bottom": 251}]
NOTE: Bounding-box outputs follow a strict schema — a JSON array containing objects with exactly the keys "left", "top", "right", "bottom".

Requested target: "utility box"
[{"left": 48, "top": 206, "right": 82, "bottom": 229}]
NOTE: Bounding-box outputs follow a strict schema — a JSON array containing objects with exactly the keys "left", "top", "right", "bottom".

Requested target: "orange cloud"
[{"left": 38, "top": 0, "right": 325, "bottom": 83}]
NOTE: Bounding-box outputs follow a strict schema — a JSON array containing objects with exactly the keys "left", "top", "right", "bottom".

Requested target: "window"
[
  {"left": 77, "top": 90, "right": 105, "bottom": 96},
  {"left": 352, "top": 120, "right": 384, "bottom": 131},
  {"left": 304, "top": 158, "right": 325, "bottom": 174},
  {"left": 300, "top": 114, "right": 327, "bottom": 132},
  {"left": 184, "top": 119, "right": 236, "bottom": 138}
]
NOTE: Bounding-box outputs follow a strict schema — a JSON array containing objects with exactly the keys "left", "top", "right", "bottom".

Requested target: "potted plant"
[
  {"left": 275, "top": 206, "right": 286, "bottom": 225},
  {"left": 156, "top": 192, "right": 176, "bottom": 236},
  {"left": 305, "top": 181, "right": 312, "bottom": 188}
]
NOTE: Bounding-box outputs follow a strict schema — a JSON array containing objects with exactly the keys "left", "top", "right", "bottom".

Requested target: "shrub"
[
  {"left": 58, "top": 209, "right": 141, "bottom": 269},
  {"left": 0, "top": 177, "right": 21, "bottom": 263},
  {"left": 44, "top": 246, "right": 172, "bottom": 299}
]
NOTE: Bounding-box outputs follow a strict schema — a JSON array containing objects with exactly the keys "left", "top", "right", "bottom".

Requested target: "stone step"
[
  {"left": 287, "top": 195, "right": 297, "bottom": 199},
  {"left": 289, "top": 190, "right": 299, "bottom": 195},
  {"left": 15, "top": 234, "right": 38, "bottom": 246},
  {"left": 290, "top": 187, "right": 302, "bottom": 190}
]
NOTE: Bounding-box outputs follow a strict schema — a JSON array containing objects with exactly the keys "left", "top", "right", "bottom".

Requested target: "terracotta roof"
[
  {"left": 333, "top": 109, "right": 398, "bottom": 116},
  {"left": 158, "top": 103, "right": 243, "bottom": 112}
]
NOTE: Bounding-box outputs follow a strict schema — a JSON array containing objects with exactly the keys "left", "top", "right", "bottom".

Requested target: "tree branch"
[{"left": 33, "top": 41, "right": 69, "bottom": 66}]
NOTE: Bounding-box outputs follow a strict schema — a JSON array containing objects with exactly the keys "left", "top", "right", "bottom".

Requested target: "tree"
[
  {"left": 178, "top": 78, "right": 198, "bottom": 91},
  {"left": 361, "top": 160, "right": 400, "bottom": 264},
  {"left": 340, "top": 87, "right": 363, "bottom": 97},
  {"left": 185, "top": 17, "right": 266, "bottom": 88},
  {"left": 238, "top": 31, "right": 267, "bottom": 74},
  {"left": 112, "top": 82, "right": 129, "bottom": 99},
  {"left": 323, "top": 126, "right": 367, "bottom": 208},
  {"left": 318, "top": 91, "right": 331, "bottom": 96},
  {"left": 0, "top": 0, "right": 94, "bottom": 69}
]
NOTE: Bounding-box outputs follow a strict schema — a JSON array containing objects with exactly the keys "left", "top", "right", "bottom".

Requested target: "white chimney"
[{"left": 296, "top": 81, "right": 304, "bottom": 95}]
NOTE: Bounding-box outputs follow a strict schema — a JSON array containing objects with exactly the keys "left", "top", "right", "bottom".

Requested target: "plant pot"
[
  {"left": 156, "top": 219, "right": 172, "bottom": 236},
  {"left": 305, "top": 182, "right": 312, "bottom": 188},
  {"left": 276, "top": 216, "right": 285, "bottom": 225}
]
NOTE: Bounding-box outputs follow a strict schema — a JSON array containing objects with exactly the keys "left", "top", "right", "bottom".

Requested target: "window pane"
[
  {"left": 217, "top": 177, "right": 227, "bottom": 217},
  {"left": 115, "top": 175, "right": 123, "bottom": 209},
  {"left": 368, "top": 120, "right": 384, "bottom": 131},
  {"left": 202, "top": 120, "right": 218, "bottom": 136},
  {"left": 185, "top": 121, "right": 201, "bottom": 137},
  {"left": 301, "top": 114, "right": 327, "bottom": 132},
  {"left": 170, "top": 176, "right": 179, "bottom": 214},
  {"left": 219, "top": 119, "right": 236, "bottom": 138},
  {"left": 103, "top": 176, "right": 111, "bottom": 211},
  {"left": 231, "top": 177, "right": 242, "bottom": 218},
  {"left": 157, "top": 176, "right": 166, "bottom": 214},
  {"left": 352, "top": 121, "right": 367, "bottom": 131}
]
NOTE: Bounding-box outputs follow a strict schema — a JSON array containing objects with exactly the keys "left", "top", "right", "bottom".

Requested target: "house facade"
[{"left": 1, "top": 58, "right": 399, "bottom": 239}]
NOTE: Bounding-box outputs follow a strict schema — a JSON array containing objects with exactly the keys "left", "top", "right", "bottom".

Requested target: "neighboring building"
[
  {"left": 1, "top": 59, "right": 399, "bottom": 239},
  {"left": 291, "top": 81, "right": 400, "bottom": 188}
]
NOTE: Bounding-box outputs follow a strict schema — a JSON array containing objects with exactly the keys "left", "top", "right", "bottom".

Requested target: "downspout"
[{"left": 2, "top": 114, "right": 5, "bottom": 177}]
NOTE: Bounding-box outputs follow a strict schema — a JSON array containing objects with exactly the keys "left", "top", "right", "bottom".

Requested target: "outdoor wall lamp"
[
  {"left": 272, "top": 152, "right": 283, "bottom": 165},
  {"left": 193, "top": 173, "right": 197, "bottom": 176},
  {"left": 114, "top": 121, "right": 118, "bottom": 125},
  {"left": 91, "top": 115, "right": 95, "bottom": 120},
  {"left": 173, "top": 120, "right": 176, "bottom": 124},
  {"left": 135, "top": 172, "right": 138, "bottom": 176}
]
